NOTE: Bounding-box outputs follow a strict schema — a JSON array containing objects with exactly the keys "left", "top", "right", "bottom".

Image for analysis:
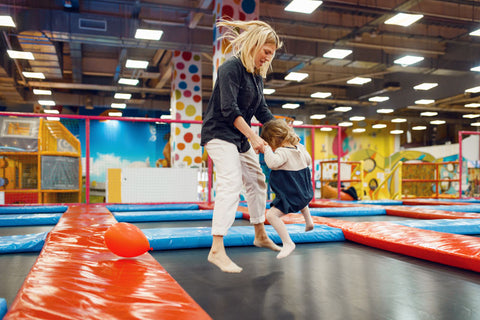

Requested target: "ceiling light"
[
  {"left": 311, "top": 92, "right": 331, "bottom": 98},
  {"left": 338, "top": 121, "right": 353, "bottom": 127},
  {"left": 347, "top": 77, "right": 371, "bottom": 85},
  {"left": 463, "top": 114, "right": 480, "bottom": 119},
  {"left": 471, "top": 66, "right": 480, "bottom": 72},
  {"left": 465, "top": 103, "right": 480, "bottom": 108},
  {"left": 285, "top": 72, "right": 309, "bottom": 82},
  {"left": 282, "top": 103, "right": 300, "bottom": 109},
  {"left": 466, "top": 86, "right": 480, "bottom": 93},
  {"left": 293, "top": 120, "right": 304, "bottom": 125},
  {"left": 391, "top": 118, "right": 407, "bottom": 123},
  {"left": 430, "top": 120, "right": 446, "bottom": 125},
  {"left": 349, "top": 116, "right": 365, "bottom": 121},
  {"left": 415, "top": 99, "right": 435, "bottom": 104},
  {"left": 0, "top": 16, "right": 15, "bottom": 27},
  {"left": 263, "top": 88, "right": 275, "bottom": 95},
  {"left": 369, "top": 96, "right": 389, "bottom": 102},
  {"left": 285, "top": 0, "right": 323, "bottom": 14},
  {"left": 7, "top": 50, "right": 34, "bottom": 60},
  {"left": 377, "top": 108, "right": 394, "bottom": 114},
  {"left": 43, "top": 109, "right": 59, "bottom": 114},
  {"left": 390, "top": 130, "right": 404, "bottom": 134},
  {"left": 470, "top": 28, "right": 480, "bottom": 36},
  {"left": 310, "top": 114, "right": 326, "bottom": 119},
  {"left": 114, "top": 93, "right": 132, "bottom": 99},
  {"left": 472, "top": 122, "right": 480, "bottom": 126},
  {"left": 111, "top": 103, "right": 126, "bottom": 109},
  {"left": 22, "top": 72, "right": 45, "bottom": 79},
  {"left": 384, "top": 13, "right": 423, "bottom": 27},
  {"left": 323, "top": 49, "right": 352, "bottom": 59},
  {"left": 134, "top": 28, "right": 164, "bottom": 40},
  {"left": 372, "top": 124, "right": 387, "bottom": 129},
  {"left": 108, "top": 111, "right": 122, "bottom": 117},
  {"left": 414, "top": 83, "right": 438, "bottom": 90},
  {"left": 420, "top": 111, "right": 438, "bottom": 117},
  {"left": 46, "top": 117, "right": 60, "bottom": 121},
  {"left": 353, "top": 128, "right": 366, "bottom": 133},
  {"left": 412, "top": 126, "right": 427, "bottom": 130},
  {"left": 320, "top": 127, "right": 333, "bottom": 131},
  {"left": 33, "top": 89, "right": 52, "bottom": 95},
  {"left": 118, "top": 78, "right": 139, "bottom": 86},
  {"left": 334, "top": 106, "right": 352, "bottom": 112},
  {"left": 125, "top": 59, "right": 149, "bottom": 69},
  {"left": 394, "top": 55, "right": 424, "bottom": 66},
  {"left": 161, "top": 114, "right": 172, "bottom": 120},
  {"left": 38, "top": 100, "right": 56, "bottom": 106}
]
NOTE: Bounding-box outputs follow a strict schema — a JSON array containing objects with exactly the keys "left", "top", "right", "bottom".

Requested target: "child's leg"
[
  {"left": 300, "top": 206, "right": 314, "bottom": 232},
  {"left": 266, "top": 206, "right": 295, "bottom": 259}
]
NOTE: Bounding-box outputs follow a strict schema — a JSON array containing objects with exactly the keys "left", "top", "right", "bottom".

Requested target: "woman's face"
[{"left": 254, "top": 43, "right": 276, "bottom": 69}]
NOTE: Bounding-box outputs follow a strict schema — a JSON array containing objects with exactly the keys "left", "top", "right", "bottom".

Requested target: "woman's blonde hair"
[
  {"left": 261, "top": 118, "right": 299, "bottom": 150},
  {"left": 217, "top": 19, "right": 282, "bottom": 78}
]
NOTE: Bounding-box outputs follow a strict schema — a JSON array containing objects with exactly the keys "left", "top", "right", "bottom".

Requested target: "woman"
[{"left": 201, "top": 19, "right": 283, "bottom": 273}]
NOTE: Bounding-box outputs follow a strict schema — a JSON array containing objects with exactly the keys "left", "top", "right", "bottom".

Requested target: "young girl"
[{"left": 261, "top": 118, "right": 314, "bottom": 259}]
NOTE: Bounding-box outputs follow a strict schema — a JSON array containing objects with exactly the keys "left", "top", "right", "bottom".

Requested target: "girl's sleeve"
[
  {"left": 299, "top": 144, "right": 312, "bottom": 166},
  {"left": 264, "top": 145, "right": 288, "bottom": 169}
]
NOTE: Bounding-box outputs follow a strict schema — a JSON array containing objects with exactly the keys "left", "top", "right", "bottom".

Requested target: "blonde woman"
[
  {"left": 200, "top": 20, "right": 282, "bottom": 273},
  {"left": 261, "top": 118, "right": 314, "bottom": 259}
]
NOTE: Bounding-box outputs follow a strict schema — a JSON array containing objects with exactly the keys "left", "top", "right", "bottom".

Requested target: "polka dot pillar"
[{"left": 170, "top": 51, "right": 203, "bottom": 168}]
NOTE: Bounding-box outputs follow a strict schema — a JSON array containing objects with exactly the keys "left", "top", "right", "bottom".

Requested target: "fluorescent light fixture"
[
  {"left": 22, "top": 72, "right": 45, "bottom": 79},
  {"left": 420, "top": 111, "right": 438, "bottom": 117},
  {"left": 338, "top": 121, "right": 353, "bottom": 127},
  {"left": 391, "top": 118, "right": 407, "bottom": 123},
  {"left": 412, "top": 126, "right": 427, "bottom": 130},
  {"left": 285, "top": 0, "right": 323, "bottom": 14},
  {"left": 38, "top": 100, "right": 55, "bottom": 106},
  {"left": 293, "top": 120, "right": 304, "bottom": 125},
  {"left": 390, "top": 130, "right": 404, "bottom": 134},
  {"left": 372, "top": 124, "right": 387, "bottom": 129},
  {"left": 33, "top": 89, "right": 52, "bottom": 95},
  {"left": 470, "top": 28, "right": 480, "bottom": 36},
  {"left": 414, "top": 83, "right": 438, "bottom": 90},
  {"left": 114, "top": 93, "right": 132, "bottom": 99},
  {"left": 353, "top": 128, "right": 366, "bottom": 133},
  {"left": 108, "top": 111, "right": 122, "bottom": 117},
  {"left": 46, "top": 117, "right": 60, "bottom": 121},
  {"left": 161, "top": 114, "right": 172, "bottom": 120},
  {"left": 310, "top": 114, "right": 326, "bottom": 119},
  {"left": 263, "top": 88, "right": 275, "bottom": 95},
  {"left": 394, "top": 55, "right": 424, "bottom": 66},
  {"left": 282, "top": 103, "right": 300, "bottom": 109},
  {"left": 466, "top": 86, "right": 480, "bottom": 93},
  {"left": 134, "top": 28, "right": 163, "bottom": 40},
  {"left": 320, "top": 127, "right": 333, "bottom": 131},
  {"left": 125, "top": 59, "right": 149, "bottom": 69},
  {"left": 7, "top": 50, "right": 34, "bottom": 60},
  {"left": 349, "top": 116, "right": 365, "bottom": 121},
  {"left": 284, "top": 72, "right": 309, "bottom": 82},
  {"left": 369, "top": 96, "right": 389, "bottom": 102},
  {"left": 377, "top": 108, "right": 394, "bottom": 114},
  {"left": 334, "top": 106, "right": 352, "bottom": 112},
  {"left": 430, "top": 120, "right": 446, "bottom": 125},
  {"left": 118, "top": 78, "right": 139, "bottom": 86},
  {"left": 0, "top": 16, "right": 15, "bottom": 27},
  {"left": 43, "top": 109, "right": 59, "bottom": 114},
  {"left": 323, "top": 49, "right": 352, "bottom": 59},
  {"left": 415, "top": 99, "right": 435, "bottom": 104},
  {"left": 311, "top": 91, "right": 332, "bottom": 98},
  {"left": 465, "top": 103, "right": 480, "bottom": 108},
  {"left": 347, "top": 77, "right": 371, "bottom": 85},
  {"left": 471, "top": 66, "right": 480, "bottom": 72},
  {"left": 111, "top": 103, "right": 126, "bottom": 109},
  {"left": 463, "top": 114, "right": 480, "bottom": 119},
  {"left": 472, "top": 122, "right": 480, "bottom": 126},
  {"left": 385, "top": 13, "right": 423, "bottom": 27}
]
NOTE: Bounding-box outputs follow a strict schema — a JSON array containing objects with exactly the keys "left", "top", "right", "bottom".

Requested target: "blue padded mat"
[
  {"left": 0, "top": 232, "right": 47, "bottom": 254},
  {"left": 107, "top": 203, "right": 200, "bottom": 212},
  {"left": 143, "top": 224, "right": 345, "bottom": 250},
  {"left": 0, "top": 298, "right": 6, "bottom": 320},
  {"left": 310, "top": 207, "right": 386, "bottom": 216},
  {"left": 391, "top": 218, "right": 480, "bottom": 235},
  {"left": 0, "top": 205, "right": 67, "bottom": 214},
  {"left": 114, "top": 210, "right": 243, "bottom": 222},
  {"left": 0, "top": 214, "right": 62, "bottom": 226}
]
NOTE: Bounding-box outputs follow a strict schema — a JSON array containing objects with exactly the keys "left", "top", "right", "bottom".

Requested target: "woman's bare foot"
[
  {"left": 254, "top": 237, "right": 281, "bottom": 251},
  {"left": 208, "top": 251, "right": 243, "bottom": 273},
  {"left": 277, "top": 242, "right": 295, "bottom": 259}
]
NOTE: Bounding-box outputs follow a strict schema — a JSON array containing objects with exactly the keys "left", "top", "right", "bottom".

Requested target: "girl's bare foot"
[{"left": 277, "top": 242, "right": 295, "bottom": 259}]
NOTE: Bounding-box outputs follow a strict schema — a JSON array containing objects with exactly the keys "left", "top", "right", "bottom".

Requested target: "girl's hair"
[
  {"left": 261, "top": 118, "right": 300, "bottom": 150},
  {"left": 217, "top": 19, "right": 283, "bottom": 78}
]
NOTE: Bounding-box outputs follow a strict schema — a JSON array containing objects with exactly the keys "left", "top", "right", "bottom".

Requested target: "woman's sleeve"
[
  {"left": 218, "top": 62, "right": 244, "bottom": 125},
  {"left": 264, "top": 145, "right": 288, "bottom": 169}
]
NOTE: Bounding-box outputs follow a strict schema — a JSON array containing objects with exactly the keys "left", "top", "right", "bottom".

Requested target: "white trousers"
[{"left": 205, "top": 139, "right": 267, "bottom": 236}]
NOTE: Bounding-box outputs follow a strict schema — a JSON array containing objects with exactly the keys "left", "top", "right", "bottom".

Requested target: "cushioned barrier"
[
  {"left": 310, "top": 207, "right": 386, "bottom": 216},
  {"left": 409, "top": 205, "right": 480, "bottom": 213},
  {"left": 402, "top": 199, "right": 478, "bottom": 206},
  {"left": 385, "top": 206, "right": 480, "bottom": 219},
  {"left": 0, "top": 214, "right": 62, "bottom": 226},
  {"left": 392, "top": 219, "right": 480, "bottom": 235},
  {"left": 0, "top": 232, "right": 47, "bottom": 254},
  {"left": 114, "top": 210, "right": 243, "bottom": 222},
  {"left": 355, "top": 200, "right": 403, "bottom": 205},
  {"left": 107, "top": 203, "right": 199, "bottom": 212},
  {"left": 4, "top": 205, "right": 211, "bottom": 320},
  {"left": 143, "top": 224, "right": 345, "bottom": 250},
  {"left": 0, "top": 205, "right": 67, "bottom": 214},
  {"left": 0, "top": 298, "right": 7, "bottom": 320}
]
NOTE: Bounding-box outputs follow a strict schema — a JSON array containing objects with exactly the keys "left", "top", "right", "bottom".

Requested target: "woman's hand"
[{"left": 249, "top": 134, "right": 267, "bottom": 154}]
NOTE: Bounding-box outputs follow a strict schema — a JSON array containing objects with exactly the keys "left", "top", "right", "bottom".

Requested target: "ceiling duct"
[{"left": 265, "top": 72, "right": 290, "bottom": 88}]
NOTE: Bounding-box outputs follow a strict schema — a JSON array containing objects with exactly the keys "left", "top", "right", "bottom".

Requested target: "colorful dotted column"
[
  {"left": 170, "top": 51, "right": 203, "bottom": 168},
  {"left": 212, "top": 0, "right": 259, "bottom": 84}
]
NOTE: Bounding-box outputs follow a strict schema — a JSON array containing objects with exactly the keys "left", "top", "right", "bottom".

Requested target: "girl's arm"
[{"left": 264, "top": 145, "right": 288, "bottom": 169}]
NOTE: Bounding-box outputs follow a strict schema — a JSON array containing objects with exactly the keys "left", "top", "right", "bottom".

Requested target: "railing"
[{"left": 372, "top": 161, "right": 402, "bottom": 200}]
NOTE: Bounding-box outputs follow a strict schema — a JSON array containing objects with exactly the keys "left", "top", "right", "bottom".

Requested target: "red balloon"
[{"left": 104, "top": 222, "right": 151, "bottom": 258}]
